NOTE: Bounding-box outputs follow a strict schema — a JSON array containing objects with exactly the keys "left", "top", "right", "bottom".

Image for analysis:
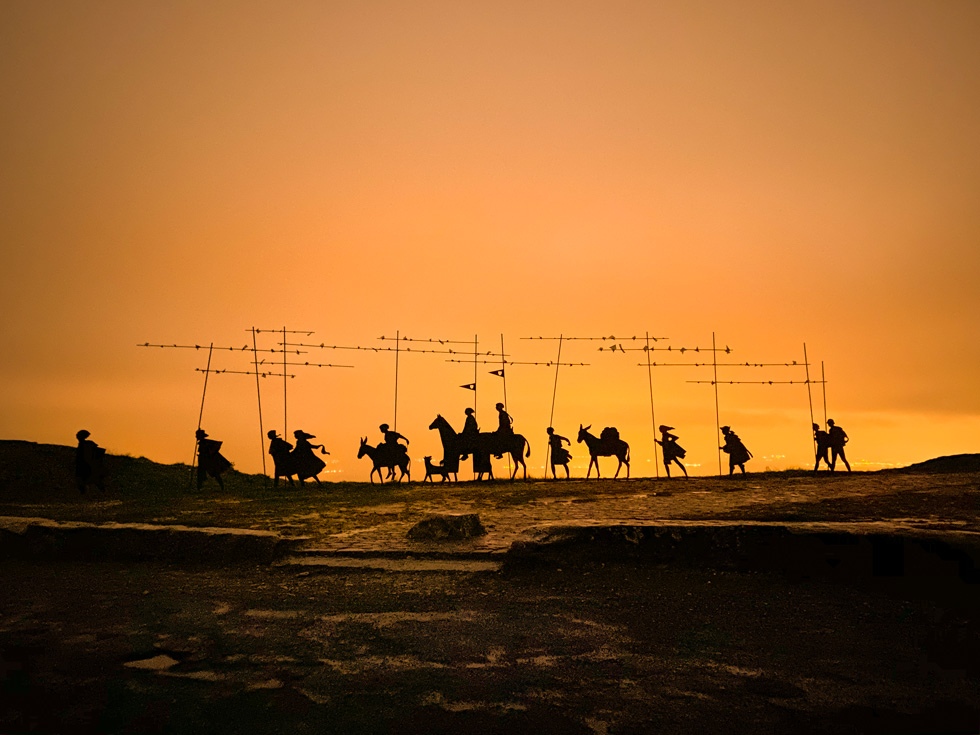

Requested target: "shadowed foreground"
[
  {"left": 0, "top": 441, "right": 978, "bottom": 732},
  {"left": 2, "top": 556, "right": 977, "bottom": 735}
]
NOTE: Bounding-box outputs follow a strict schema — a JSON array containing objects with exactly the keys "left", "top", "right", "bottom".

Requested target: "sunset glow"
[{"left": 2, "top": 1, "right": 978, "bottom": 480}]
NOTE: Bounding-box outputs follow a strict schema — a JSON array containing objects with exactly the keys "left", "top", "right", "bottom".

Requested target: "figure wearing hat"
[
  {"left": 720, "top": 425, "right": 751, "bottom": 475},
  {"left": 267, "top": 430, "right": 296, "bottom": 486},
  {"left": 291, "top": 429, "right": 329, "bottom": 484},
  {"left": 195, "top": 428, "right": 232, "bottom": 489},
  {"left": 547, "top": 427, "right": 572, "bottom": 479},
  {"left": 75, "top": 429, "right": 106, "bottom": 494},
  {"left": 459, "top": 408, "right": 479, "bottom": 460},
  {"left": 656, "top": 425, "right": 688, "bottom": 478},
  {"left": 827, "top": 419, "right": 851, "bottom": 472}
]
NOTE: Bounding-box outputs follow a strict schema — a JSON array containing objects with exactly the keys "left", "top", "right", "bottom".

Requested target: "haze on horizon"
[{"left": 2, "top": 1, "right": 978, "bottom": 481}]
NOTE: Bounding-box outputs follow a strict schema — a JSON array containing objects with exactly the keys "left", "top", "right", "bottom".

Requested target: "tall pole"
[
  {"left": 282, "top": 326, "right": 288, "bottom": 437},
  {"left": 646, "top": 331, "right": 659, "bottom": 478},
  {"left": 252, "top": 328, "right": 267, "bottom": 478},
  {"left": 547, "top": 335, "right": 563, "bottom": 474},
  {"left": 192, "top": 342, "right": 214, "bottom": 488},
  {"left": 501, "top": 333, "right": 511, "bottom": 478},
  {"left": 473, "top": 334, "right": 478, "bottom": 416},
  {"left": 500, "top": 334, "right": 508, "bottom": 411},
  {"left": 804, "top": 342, "right": 815, "bottom": 455},
  {"left": 713, "top": 332, "right": 722, "bottom": 476},
  {"left": 821, "top": 361, "right": 828, "bottom": 426},
  {"left": 393, "top": 330, "right": 400, "bottom": 430}
]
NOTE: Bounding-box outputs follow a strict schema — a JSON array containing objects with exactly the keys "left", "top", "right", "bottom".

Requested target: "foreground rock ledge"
[
  {"left": 0, "top": 516, "right": 294, "bottom": 563},
  {"left": 509, "top": 522, "right": 980, "bottom": 585}
]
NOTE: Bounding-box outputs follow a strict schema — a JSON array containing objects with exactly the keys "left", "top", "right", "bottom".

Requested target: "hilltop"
[{"left": 3, "top": 439, "right": 978, "bottom": 498}]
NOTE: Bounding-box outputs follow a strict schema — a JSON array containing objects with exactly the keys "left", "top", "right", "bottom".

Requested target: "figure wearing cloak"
[
  {"left": 267, "top": 430, "right": 296, "bottom": 486},
  {"left": 720, "top": 426, "right": 751, "bottom": 475},
  {"left": 75, "top": 429, "right": 106, "bottom": 494},
  {"left": 547, "top": 427, "right": 572, "bottom": 478},
  {"left": 292, "top": 429, "right": 328, "bottom": 483},
  {"left": 656, "top": 425, "right": 688, "bottom": 478},
  {"left": 196, "top": 428, "right": 232, "bottom": 489}
]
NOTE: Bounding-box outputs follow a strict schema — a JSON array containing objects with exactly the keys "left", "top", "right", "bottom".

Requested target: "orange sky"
[{"left": 2, "top": 1, "right": 978, "bottom": 480}]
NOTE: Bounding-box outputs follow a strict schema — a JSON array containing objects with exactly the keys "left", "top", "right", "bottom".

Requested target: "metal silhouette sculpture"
[
  {"left": 195, "top": 428, "right": 231, "bottom": 489},
  {"left": 75, "top": 430, "right": 106, "bottom": 494},
  {"left": 423, "top": 456, "right": 454, "bottom": 483},
  {"left": 547, "top": 427, "right": 572, "bottom": 479},
  {"left": 357, "top": 435, "right": 410, "bottom": 483},
  {"left": 720, "top": 425, "right": 752, "bottom": 475},
  {"left": 656, "top": 425, "right": 688, "bottom": 477},
  {"left": 459, "top": 407, "right": 479, "bottom": 460},
  {"left": 267, "top": 430, "right": 297, "bottom": 486},
  {"left": 827, "top": 419, "right": 851, "bottom": 472},
  {"left": 812, "top": 423, "right": 832, "bottom": 472},
  {"left": 291, "top": 429, "right": 329, "bottom": 483},
  {"left": 429, "top": 414, "right": 529, "bottom": 480},
  {"left": 577, "top": 424, "right": 630, "bottom": 478}
]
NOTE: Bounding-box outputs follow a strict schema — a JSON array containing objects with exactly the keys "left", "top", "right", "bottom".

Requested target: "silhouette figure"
[
  {"left": 720, "top": 426, "right": 751, "bottom": 475},
  {"left": 423, "top": 456, "right": 454, "bottom": 483},
  {"left": 358, "top": 436, "right": 410, "bottom": 483},
  {"left": 459, "top": 408, "right": 479, "bottom": 460},
  {"left": 577, "top": 424, "right": 630, "bottom": 478},
  {"left": 74, "top": 430, "right": 106, "bottom": 494},
  {"left": 827, "top": 419, "right": 851, "bottom": 472},
  {"left": 195, "top": 428, "right": 231, "bottom": 489},
  {"left": 656, "top": 425, "right": 688, "bottom": 478},
  {"left": 267, "top": 430, "right": 296, "bottom": 486},
  {"left": 547, "top": 427, "right": 572, "bottom": 479},
  {"left": 379, "top": 423, "right": 409, "bottom": 481},
  {"left": 812, "top": 423, "right": 832, "bottom": 472},
  {"left": 292, "top": 429, "right": 329, "bottom": 483},
  {"left": 429, "top": 414, "right": 529, "bottom": 480},
  {"left": 494, "top": 403, "right": 513, "bottom": 459}
]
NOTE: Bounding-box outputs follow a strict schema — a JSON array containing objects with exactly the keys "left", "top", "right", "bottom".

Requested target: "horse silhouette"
[
  {"left": 577, "top": 424, "right": 630, "bottom": 478},
  {"left": 429, "top": 414, "right": 529, "bottom": 480},
  {"left": 357, "top": 436, "right": 410, "bottom": 483}
]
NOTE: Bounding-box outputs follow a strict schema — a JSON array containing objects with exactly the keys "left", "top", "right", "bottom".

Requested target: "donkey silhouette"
[{"left": 577, "top": 424, "right": 630, "bottom": 478}]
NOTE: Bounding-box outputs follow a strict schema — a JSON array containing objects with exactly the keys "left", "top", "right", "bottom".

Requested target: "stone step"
[{"left": 274, "top": 554, "right": 502, "bottom": 573}]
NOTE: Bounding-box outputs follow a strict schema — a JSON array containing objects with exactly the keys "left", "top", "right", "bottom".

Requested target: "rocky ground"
[{"left": 0, "top": 443, "right": 978, "bottom": 733}]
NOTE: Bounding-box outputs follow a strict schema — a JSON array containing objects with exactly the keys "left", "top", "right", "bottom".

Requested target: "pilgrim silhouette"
[
  {"left": 267, "top": 430, "right": 296, "bottom": 486},
  {"left": 656, "top": 425, "right": 688, "bottom": 477},
  {"left": 292, "top": 429, "right": 329, "bottom": 483},
  {"left": 358, "top": 432, "right": 411, "bottom": 483},
  {"left": 813, "top": 423, "right": 832, "bottom": 472},
  {"left": 429, "top": 414, "right": 529, "bottom": 480},
  {"left": 459, "top": 407, "right": 479, "bottom": 460},
  {"left": 195, "top": 428, "right": 231, "bottom": 489},
  {"left": 547, "top": 427, "right": 572, "bottom": 479},
  {"left": 720, "top": 426, "right": 751, "bottom": 475},
  {"left": 74, "top": 430, "right": 106, "bottom": 494},
  {"left": 827, "top": 419, "right": 851, "bottom": 472},
  {"left": 494, "top": 403, "right": 513, "bottom": 459}
]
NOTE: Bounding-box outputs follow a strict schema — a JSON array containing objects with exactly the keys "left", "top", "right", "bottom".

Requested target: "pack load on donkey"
[{"left": 577, "top": 424, "right": 631, "bottom": 479}]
